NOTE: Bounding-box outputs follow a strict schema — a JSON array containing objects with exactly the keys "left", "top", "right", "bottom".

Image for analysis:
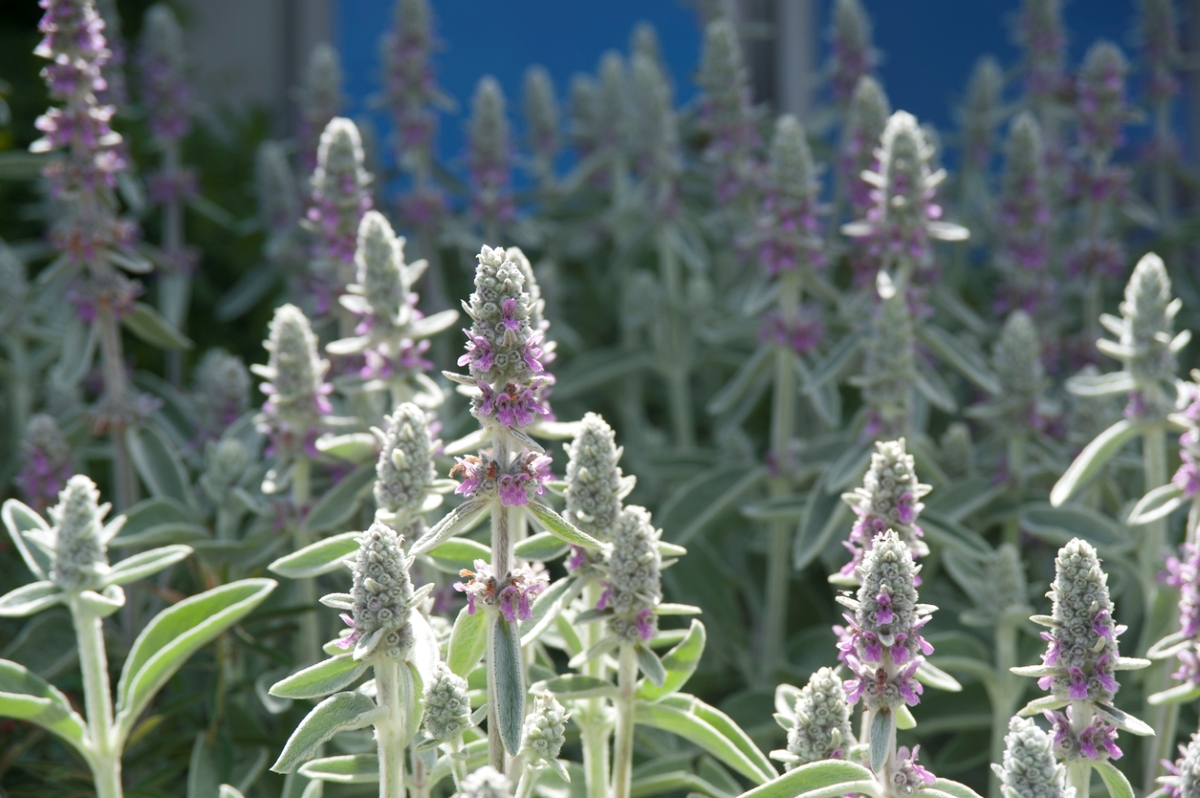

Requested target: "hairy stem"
[
  {"left": 988, "top": 617, "right": 1021, "bottom": 798},
  {"left": 612, "top": 644, "right": 638, "bottom": 798},
  {"left": 374, "top": 657, "right": 411, "bottom": 798},
  {"left": 488, "top": 436, "right": 513, "bottom": 774},
  {"left": 70, "top": 597, "right": 123, "bottom": 798},
  {"left": 657, "top": 229, "right": 694, "bottom": 449},
  {"left": 291, "top": 456, "right": 320, "bottom": 665},
  {"left": 96, "top": 305, "right": 138, "bottom": 512},
  {"left": 579, "top": 580, "right": 611, "bottom": 798}
]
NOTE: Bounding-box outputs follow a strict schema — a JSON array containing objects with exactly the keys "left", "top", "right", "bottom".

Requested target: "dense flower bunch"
[
  {"left": 422, "top": 662, "right": 472, "bottom": 741},
  {"left": 1172, "top": 375, "right": 1200, "bottom": 497},
  {"left": 523, "top": 66, "right": 559, "bottom": 183},
  {"left": 838, "top": 530, "right": 935, "bottom": 713},
  {"left": 960, "top": 56, "right": 1003, "bottom": 173},
  {"left": 852, "top": 284, "right": 917, "bottom": 438},
  {"left": 16, "top": 414, "right": 74, "bottom": 512},
  {"left": 994, "top": 717, "right": 1075, "bottom": 798},
  {"left": 602, "top": 505, "right": 662, "bottom": 643},
  {"left": 972, "top": 311, "right": 1053, "bottom": 434},
  {"left": 299, "top": 43, "right": 343, "bottom": 172},
  {"left": 625, "top": 52, "right": 680, "bottom": 205},
  {"left": 252, "top": 304, "right": 332, "bottom": 460},
  {"left": 696, "top": 20, "right": 759, "bottom": 203},
  {"left": 828, "top": 0, "right": 876, "bottom": 109},
  {"left": 191, "top": 348, "right": 251, "bottom": 442},
  {"left": 995, "top": 113, "right": 1053, "bottom": 316},
  {"left": 564, "top": 412, "right": 627, "bottom": 571},
  {"left": 521, "top": 691, "right": 569, "bottom": 765},
  {"left": 1075, "top": 42, "right": 1132, "bottom": 162},
  {"left": 380, "top": 0, "right": 440, "bottom": 171},
  {"left": 750, "top": 115, "right": 823, "bottom": 279},
  {"left": 778, "top": 667, "right": 854, "bottom": 768},
  {"left": 454, "top": 246, "right": 551, "bottom": 430},
  {"left": 373, "top": 403, "right": 438, "bottom": 529},
  {"left": 840, "top": 438, "right": 931, "bottom": 578},
  {"left": 44, "top": 474, "right": 113, "bottom": 593},
  {"left": 305, "top": 118, "right": 373, "bottom": 317},
  {"left": 138, "top": 4, "right": 196, "bottom": 211},
  {"left": 1162, "top": 542, "right": 1200, "bottom": 685},
  {"left": 840, "top": 76, "right": 890, "bottom": 221},
  {"left": 1015, "top": 0, "right": 1067, "bottom": 106},
  {"left": 467, "top": 78, "right": 515, "bottom": 229},
  {"left": 335, "top": 521, "right": 417, "bottom": 660},
  {"left": 328, "top": 211, "right": 453, "bottom": 396},
  {"left": 843, "top": 111, "right": 968, "bottom": 278},
  {"left": 1161, "top": 730, "right": 1200, "bottom": 798}
]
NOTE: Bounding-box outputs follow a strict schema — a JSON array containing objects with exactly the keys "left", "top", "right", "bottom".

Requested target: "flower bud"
[
  {"left": 565, "top": 413, "right": 626, "bottom": 545},
  {"left": 200, "top": 437, "right": 253, "bottom": 503},
  {"left": 523, "top": 66, "right": 559, "bottom": 174},
  {"left": 193, "top": 348, "right": 251, "bottom": 439},
  {"left": 625, "top": 53, "right": 679, "bottom": 185},
  {"left": 1163, "top": 729, "right": 1200, "bottom": 798},
  {"left": 253, "top": 304, "right": 332, "bottom": 457},
  {"left": 461, "top": 766, "right": 512, "bottom": 798},
  {"left": 829, "top": 0, "right": 876, "bottom": 107},
  {"left": 1077, "top": 41, "right": 1131, "bottom": 158},
  {"left": 841, "top": 438, "right": 931, "bottom": 577},
  {"left": 16, "top": 414, "right": 74, "bottom": 512},
  {"left": 840, "top": 76, "right": 890, "bottom": 217},
  {"left": 751, "top": 115, "right": 823, "bottom": 278},
  {"left": 48, "top": 475, "right": 111, "bottom": 593},
  {"left": 139, "top": 4, "right": 192, "bottom": 142},
  {"left": 996, "top": 113, "right": 1053, "bottom": 314},
  {"left": 309, "top": 117, "right": 373, "bottom": 290},
  {"left": 993, "top": 311, "right": 1047, "bottom": 417},
  {"left": 374, "top": 402, "right": 437, "bottom": 521},
  {"left": 784, "top": 667, "right": 853, "bottom": 766},
  {"left": 851, "top": 285, "right": 916, "bottom": 439},
  {"left": 339, "top": 521, "right": 415, "bottom": 660},
  {"left": 604, "top": 505, "right": 662, "bottom": 644},
  {"left": 960, "top": 56, "right": 1003, "bottom": 172},
  {"left": 1016, "top": 0, "right": 1067, "bottom": 103},
  {"left": 468, "top": 76, "right": 514, "bottom": 225},
  {"left": 422, "top": 661, "right": 471, "bottom": 741},
  {"left": 939, "top": 422, "right": 975, "bottom": 478},
  {"left": 301, "top": 43, "right": 344, "bottom": 169},
  {"left": 521, "top": 691, "right": 569, "bottom": 763},
  {"left": 697, "top": 20, "right": 757, "bottom": 200},
  {"left": 1107, "top": 253, "right": 1180, "bottom": 421},
  {"left": 993, "top": 716, "right": 1074, "bottom": 798}
]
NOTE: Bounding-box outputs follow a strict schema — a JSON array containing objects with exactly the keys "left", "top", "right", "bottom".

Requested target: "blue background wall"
[{"left": 335, "top": 0, "right": 1143, "bottom": 173}]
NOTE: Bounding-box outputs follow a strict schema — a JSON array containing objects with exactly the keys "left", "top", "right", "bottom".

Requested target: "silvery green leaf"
[
  {"left": 271, "top": 692, "right": 387, "bottom": 773},
  {"left": 568, "top": 636, "right": 619, "bottom": 669},
  {"left": 2, "top": 499, "right": 51, "bottom": 580},
  {"left": 655, "top": 603, "right": 702, "bottom": 615},
  {"left": 424, "top": 537, "right": 491, "bottom": 574},
  {"left": 529, "top": 675, "right": 617, "bottom": 699},
  {"left": 1093, "top": 703, "right": 1153, "bottom": 736},
  {"left": 270, "top": 532, "right": 361, "bottom": 579},
  {"left": 409, "top": 498, "right": 492, "bottom": 557},
  {"left": 1127, "top": 483, "right": 1186, "bottom": 526},
  {"left": 1148, "top": 681, "right": 1200, "bottom": 705},
  {"left": 638, "top": 620, "right": 705, "bottom": 702},
  {"left": 77, "top": 586, "right": 126, "bottom": 616},
  {"left": 897, "top": 705, "right": 916, "bottom": 730},
  {"left": 123, "top": 302, "right": 193, "bottom": 350},
  {"left": 869, "top": 709, "right": 893, "bottom": 772},
  {"left": 442, "top": 428, "right": 488, "bottom": 457},
  {"left": 915, "top": 661, "right": 962, "bottom": 691},
  {"left": 0, "top": 658, "right": 90, "bottom": 756},
  {"left": 520, "top": 576, "right": 581, "bottom": 646},
  {"left": 917, "top": 324, "right": 999, "bottom": 395},
  {"left": 492, "top": 614, "right": 525, "bottom": 755},
  {"left": 734, "top": 760, "right": 875, "bottom": 798},
  {"left": 270, "top": 655, "right": 370, "bottom": 700},
  {"left": 446, "top": 604, "right": 488, "bottom": 677},
  {"left": 803, "top": 332, "right": 863, "bottom": 395},
  {"left": 1020, "top": 502, "right": 1131, "bottom": 552},
  {"left": 929, "top": 779, "right": 984, "bottom": 798},
  {"left": 527, "top": 501, "right": 603, "bottom": 549},
  {"left": 1093, "top": 759, "right": 1134, "bottom": 798},
  {"left": 219, "top": 786, "right": 247, "bottom": 798},
  {"left": 409, "top": 309, "right": 460, "bottom": 338},
  {"left": 188, "top": 732, "right": 220, "bottom": 798},
  {"left": 708, "top": 344, "right": 772, "bottom": 415},
  {"left": 301, "top": 464, "right": 376, "bottom": 533},
  {"left": 513, "top": 531, "right": 569, "bottom": 561},
  {"left": 314, "top": 433, "right": 378, "bottom": 462},
  {"left": 319, "top": 593, "right": 354, "bottom": 610},
  {"left": 1066, "top": 370, "right": 1136, "bottom": 397},
  {"left": 1017, "top": 695, "right": 1068, "bottom": 717},
  {"left": 104, "top": 545, "right": 193, "bottom": 587},
  {"left": 636, "top": 645, "right": 667, "bottom": 687},
  {"left": 635, "top": 695, "right": 775, "bottom": 784},
  {"left": 0, "top": 581, "right": 61, "bottom": 618},
  {"left": 127, "top": 423, "right": 198, "bottom": 509}
]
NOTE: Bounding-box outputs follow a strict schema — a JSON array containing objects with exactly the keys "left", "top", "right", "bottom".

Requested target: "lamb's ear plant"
[
  {"left": 1009, "top": 539, "right": 1152, "bottom": 798},
  {"left": 0, "top": 475, "right": 276, "bottom": 798},
  {"left": 269, "top": 521, "right": 435, "bottom": 798}
]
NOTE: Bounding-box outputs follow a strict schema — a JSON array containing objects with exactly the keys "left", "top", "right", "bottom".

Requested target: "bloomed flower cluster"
[
  {"left": 749, "top": 115, "right": 823, "bottom": 279},
  {"left": 839, "top": 530, "right": 934, "bottom": 713},
  {"left": 455, "top": 246, "right": 551, "bottom": 429},
  {"left": 601, "top": 505, "right": 662, "bottom": 644},
  {"left": 252, "top": 304, "right": 332, "bottom": 460},
  {"left": 455, "top": 559, "right": 548, "bottom": 623},
  {"left": 451, "top": 451, "right": 552, "bottom": 508},
  {"left": 1161, "top": 729, "right": 1200, "bottom": 798},
  {"left": 137, "top": 4, "right": 192, "bottom": 144},
  {"left": 1162, "top": 542, "right": 1200, "bottom": 685},
  {"left": 1172, "top": 375, "right": 1200, "bottom": 498},
  {"left": 840, "top": 438, "right": 931, "bottom": 578}
]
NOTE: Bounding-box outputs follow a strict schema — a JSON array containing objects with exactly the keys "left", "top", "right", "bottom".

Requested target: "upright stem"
[
  {"left": 1004, "top": 435, "right": 1026, "bottom": 546},
  {"left": 988, "top": 618, "right": 1021, "bottom": 798},
  {"left": 514, "top": 764, "right": 539, "bottom": 798},
  {"left": 291, "top": 456, "right": 319, "bottom": 665},
  {"left": 70, "top": 597, "right": 123, "bottom": 798},
  {"left": 1066, "top": 702, "right": 1094, "bottom": 798},
  {"left": 656, "top": 229, "right": 694, "bottom": 449},
  {"left": 1153, "top": 99, "right": 1174, "bottom": 231},
  {"left": 1143, "top": 426, "right": 1177, "bottom": 792},
  {"left": 4, "top": 336, "right": 31, "bottom": 442},
  {"left": 96, "top": 305, "right": 138, "bottom": 512},
  {"left": 579, "top": 581, "right": 611, "bottom": 798},
  {"left": 611, "top": 644, "right": 638, "bottom": 798},
  {"left": 374, "top": 657, "right": 411, "bottom": 798},
  {"left": 161, "top": 141, "right": 188, "bottom": 386}
]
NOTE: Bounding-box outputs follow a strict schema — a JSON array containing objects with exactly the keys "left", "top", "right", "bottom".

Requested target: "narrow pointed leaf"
[
  {"left": 0, "top": 581, "right": 62, "bottom": 618},
  {"left": 870, "top": 709, "right": 894, "bottom": 772},
  {"left": 127, "top": 423, "right": 197, "bottom": 508},
  {"left": 492, "top": 614, "right": 525, "bottom": 755},
  {"left": 115, "top": 579, "right": 277, "bottom": 744},
  {"left": 1094, "top": 759, "right": 1133, "bottom": 798},
  {"left": 270, "top": 532, "right": 361, "bottom": 579},
  {"left": 737, "top": 760, "right": 875, "bottom": 798},
  {"left": 529, "top": 675, "right": 617, "bottom": 699},
  {"left": 638, "top": 620, "right": 705, "bottom": 701},
  {"left": 410, "top": 498, "right": 491, "bottom": 557},
  {"left": 1128, "top": 483, "right": 1186, "bottom": 526},
  {"left": 123, "top": 301, "right": 193, "bottom": 350},
  {"left": 297, "top": 754, "right": 380, "bottom": 784},
  {"left": 104, "top": 545, "right": 193, "bottom": 587},
  {"left": 271, "top": 692, "right": 385, "bottom": 773},
  {"left": 270, "top": 655, "right": 370, "bottom": 700},
  {"left": 1050, "top": 419, "right": 1142, "bottom": 506},
  {"left": 2, "top": 499, "right": 50, "bottom": 580},
  {"left": 1020, "top": 503, "right": 1131, "bottom": 552},
  {"left": 425, "top": 537, "right": 492, "bottom": 573},
  {"left": 513, "top": 531, "right": 569, "bottom": 561},
  {"left": 635, "top": 698, "right": 774, "bottom": 784},
  {"left": 527, "top": 501, "right": 603, "bottom": 549},
  {"left": 916, "top": 661, "right": 962, "bottom": 692},
  {"left": 636, "top": 645, "right": 667, "bottom": 687},
  {"left": 1149, "top": 681, "right": 1200, "bottom": 705},
  {"left": 930, "top": 779, "right": 984, "bottom": 798},
  {"left": 0, "top": 658, "right": 89, "bottom": 755}
]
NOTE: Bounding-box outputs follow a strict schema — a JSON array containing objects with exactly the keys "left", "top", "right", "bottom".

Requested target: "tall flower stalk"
[
  {"left": 138, "top": 3, "right": 195, "bottom": 385},
  {"left": 34, "top": 0, "right": 150, "bottom": 510}
]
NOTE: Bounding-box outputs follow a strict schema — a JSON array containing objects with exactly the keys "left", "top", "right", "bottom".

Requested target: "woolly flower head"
[
  {"left": 993, "top": 717, "right": 1074, "bottom": 798},
  {"left": 843, "top": 111, "right": 968, "bottom": 272},
  {"left": 253, "top": 304, "right": 332, "bottom": 455},
  {"left": 422, "top": 661, "right": 471, "bottom": 741},
  {"left": 521, "top": 691, "right": 569, "bottom": 764},
  {"left": 603, "top": 505, "right": 662, "bottom": 644},
  {"left": 461, "top": 767, "right": 512, "bottom": 798},
  {"left": 625, "top": 53, "right": 679, "bottom": 184},
  {"left": 997, "top": 113, "right": 1052, "bottom": 311},
  {"left": 960, "top": 56, "right": 1003, "bottom": 171},
  {"left": 373, "top": 402, "right": 437, "bottom": 523},
  {"left": 840, "top": 77, "right": 891, "bottom": 217},
  {"left": 1037, "top": 540, "right": 1123, "bottom": 706},
  {"left": 565, "top": 413, "right": 628, "bottom": 549},
  {"left": 311, "top": 118, "right": 372, "bottom": 227},
  {"left": 1101, "top": 252, "right": 1181, "bottom": 421},
  {"left": 697, "top": 20, "right": 757, "bottom": 198},
  {"left": 48, "top": 475, "right": 112, "bottom": 593},
  {"left": 939, "top": 422, "right": 975, "bottom": 478},
  {"left": 16, "top": 414, "right": 74, "bottom": 511},
  {"left": 851, "top": 279, "right": 916, "bottom": 439},
  {"left": 1161, "top": 729, "right": 1200, "bottom": 798},
  {"left": 468, "top": 77, "right": 513, "bottom": 224},
  {"left": 199, "top": 437, "right": 252, "bottom": 503},
  {"left": 255, "top": 141, "right": 299, "bottom": 235},
  {"left": 353, "top": 210, "right": 412, "bottom": 325},
  {"left": 523, "top": 66, "right": 559, "bottom": 170},
  {"left": 1140, "top": 0, "right": 1181, "bottom": 103},
  {"left": 193, "top": 348, "right": 251, "bottom": 438},
  {"left": 338, "top": 521, "right": 416, "bottom": 661},
  {"left": 1015, "top": 0, "right": 1067, "bottom": 102},
  {"left": 301, "top": 43, "right": 343, "bottom": 166},
  {"left": 569, "top": 74, "right": 599, "bottom": 155},
  {"left": 1161, "top": 540, "right": 1200, "bottom": 684},
  {"left": 595, "top": 52, "right": 627, "bottom": 153},
  {"left": 1076, "top": 41, "right": 1131, "bottom": 157},
  {"left": 457, "top": 246, "right": 551, "bottom": 427},
  {"left": 783, "top": 668, "right": 853, "bottom": 767},
  {"left": 841, "top": 438, "right": 931, "bottom": 577},
  {"left": 990, "top": 311, "right": 1047, "bottom": 421},
  {"left": 751, "top": 114, "right": 823, "bottom": 278},
  {"left": 989, "top": 544, "right": 1031, "bottom": 617},
  {"left": 138, "top": 4, "right": 192, "bottom": 142},
  {"left": 828, "top": 0, "right": 876, "bottom": 107},
  {"left": 840, "top": 530, "right": 934, "bottom": 713}
]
